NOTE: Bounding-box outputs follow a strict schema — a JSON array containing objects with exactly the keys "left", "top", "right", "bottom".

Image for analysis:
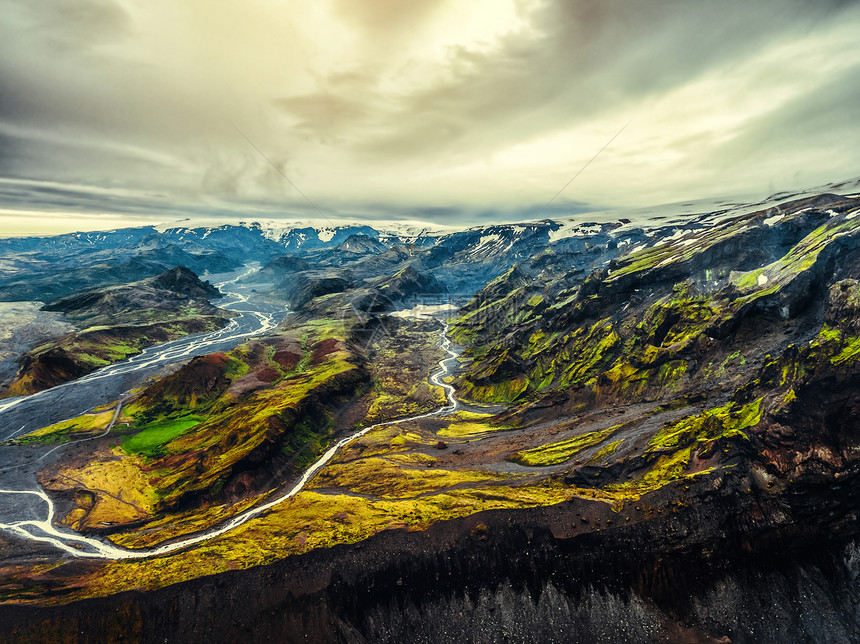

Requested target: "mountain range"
[{"left": 3, "top": 186, "right": 860, "bottom": 642}]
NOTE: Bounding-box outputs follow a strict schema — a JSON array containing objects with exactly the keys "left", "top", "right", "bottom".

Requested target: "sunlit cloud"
[{"left": 0, "top": 0, "right": 858, "bottom": 234}]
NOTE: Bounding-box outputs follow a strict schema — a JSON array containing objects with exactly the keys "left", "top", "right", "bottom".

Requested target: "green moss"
[
  {"left": 647, "top": 398, "right": 762, "bottom": 453},
  {"left": 458, "top": 374, "right": 530, "bottom": 404},
  {"left": 544, "top": 318, "right": 620, "bottom": 388},
  {"left": 512, "top": 426, "right": 617, "bottom": 466},
  {"left": 604, "top": 447, "right": 696, "bottom": 499},
  {"left": 587, "top": 439, "right": 623, "bottom": 465},
  {"left": 312, "top": 457, "right": 513, "bottom": 499},
  {"left": 14, "top": 410, "right": 116, "bottom": 444},
  {"left": 733, "top": 216, "right": 860, "bottom": 293},
  {"left": 122, "top": 417, "right": 204, "bottom": 458},
  {"left": 437, "top": 413, "right": 506, "bottom": 438}
]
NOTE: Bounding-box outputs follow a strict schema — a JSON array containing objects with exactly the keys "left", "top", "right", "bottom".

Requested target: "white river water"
[{"left": 0, "top": 301, "right": 459, "bottom": 559}]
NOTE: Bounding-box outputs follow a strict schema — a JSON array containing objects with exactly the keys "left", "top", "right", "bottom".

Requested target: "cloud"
[{"left": 0, "top": 0, "right": 858, "bottom": 232}]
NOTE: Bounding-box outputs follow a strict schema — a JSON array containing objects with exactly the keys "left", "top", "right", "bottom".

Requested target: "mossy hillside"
[
  {"left": 69, "top": 325, "right": 369, "bottom": 548},
  {"left": 730, "top": 215, "right": 860, "bottom": 297},
  {"left": 146, "top": 339, "right": 363, "bottom": 508},
  {"left": 82, "top": 480, "right": 590, "bottom": 601},
  {"left": 2, "top": 316, "right": 229, "bottom": 399},
  {"left": 449, "top": 255, "right": 582, "bottom": 348},
  {"left": 436, "top": 411, "right": 509, "bottom": 438},
  {"left": 645, "top": 398, "right": 762, "bottom": 454},
  {"left": 45, "top": 323, "right": 368, "bottom": 528},
  {"left": 449, "top": 202, "right": 860, "bottom": 414},
  {"left": 743, "top": 324, "right": 860, "bottom": 399},
  {"left": 334, "top": 425, "right": 436, "bottom": 462},
  {"left": 12, "top": 410, "right": 116, "bottom": 445},
  {"left": 107, "top": 494, "right": 271, "bottom": 550},
  {"left": 588, "top": 439, "right": 624, "bottom": 465},
  {"left": 311, "top": 456, "right": 514, "bottom": 499},
  {"left": 123, "top": 351, "right": 247, "bottom": 422},
  {"left": 454, "top": 213, "right": 858, "bottom": 408},
  {"left": 361, "top": 321, "right": 447, "bottom": 425},
  {"left": 456, "top": 285, "right": 725, "bottom": 406},
  {"left": 450, "top": 283, "right": 545, "bottom": 347},
  {"left": 605, "top": 216, "right": 755, "bottom": 283},
  {"left": 599, "top": 398, "right": 763, "bottom": 501},
  {"left": 41, "top": 447, "right": 160, "bottom": 531},
  {"left": 512, "top": 426, "right": 618, "bottom": 466}
]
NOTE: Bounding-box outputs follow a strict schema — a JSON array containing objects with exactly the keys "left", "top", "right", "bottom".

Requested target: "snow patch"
[
  {"left": 548, "top": 222, "right": 603, "bottom": 243},
  {"left": 659, "top": 228, "right": 693, "bottom": 244},
  {"left": 757, "top": 274, "right": 769, "bottom": 286},
  {"left": 471, "top": 234, "right": 502, "bottom": 254},
  {"left": 763, "top": 214, "right": 784, "bottom": 226},
  {"left": 389, "top": 304, "right": 458, "bottom": 320}
]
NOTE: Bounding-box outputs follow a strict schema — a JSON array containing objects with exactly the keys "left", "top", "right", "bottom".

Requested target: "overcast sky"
[{"left": 1, "top": 0, "right": 859, "bottom": 234}]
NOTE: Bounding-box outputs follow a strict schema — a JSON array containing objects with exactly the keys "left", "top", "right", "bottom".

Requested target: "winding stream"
[
  {"left": 0, "top": 319, "right": 460, "bottom": 560},
  {"left": 0, "top": 265, "right": 282, "bottom": 438}
]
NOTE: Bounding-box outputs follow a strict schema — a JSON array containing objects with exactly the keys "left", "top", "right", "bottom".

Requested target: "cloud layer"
[{"left": 1, "top": 0, "right": 859, "bottom": 231}]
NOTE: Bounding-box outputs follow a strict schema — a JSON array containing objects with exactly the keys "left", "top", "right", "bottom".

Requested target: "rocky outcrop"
[{"left": 1, "top": 267, "right": 231, "bottom": 398}]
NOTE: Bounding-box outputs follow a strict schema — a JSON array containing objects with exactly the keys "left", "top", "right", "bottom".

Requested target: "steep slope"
[{"left": 1, "top": 267, "right": 232, "bottom": 397}]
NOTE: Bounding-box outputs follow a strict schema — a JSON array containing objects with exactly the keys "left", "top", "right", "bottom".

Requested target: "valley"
[{"left": 2, "top": 186, "right": 860, "bottom": 642}]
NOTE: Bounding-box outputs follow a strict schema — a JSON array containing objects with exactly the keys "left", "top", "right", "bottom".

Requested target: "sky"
[{"left": 1, "top": 0, "right": 859, "bottom": 235}]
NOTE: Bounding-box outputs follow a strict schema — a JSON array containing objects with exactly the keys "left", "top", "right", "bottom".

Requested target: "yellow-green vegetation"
[
  {"left": 457, "top": 281, "right": 728, "bottom": 407},
  {"left": 550, "top": 318, "right": 621, "bottom": 387},
  {"left": 121, "top": 416, "right": 204, "bottom": 458},
  {"left": 82, "top": 480, "right": 594, "bottom": 600},
  {"left": 647, "top": 398, "right": 761, "bottom": 453},
  {"left": 601, "top": 398, "right": 763, "bottom": 501},
  {"left": 45, "top": 448, "right": 159, "bottom": 530},
  {"left": 733, "top": 216, "right": 860, "bottom": 292},
  {"left": 335, "top": 425, "right": 435, "bottom": 462},
  {"left": 311, "top": 456, "right": 513, "bottom": 499},
  {"left": 42, "top": 320, "right": 366, "bottom": 533},
  {"left": 588, "top": 439, "right": 624, "bottom": 465},
  {"left": 760, "top": 324, "right": 860, "bottom": 393},
  {"left": 148, "top": 341, "right": 360, "bottom": 507},
  {"left": 363, "top": 323, "right": 447, "bottom": 424},
  {"left": 512, "top": 426, "right": 617, "bottom": 466},
  {"left": 13, "top": 410, "right": 115, "bottom": 444},
  {"left": 607, "top": 218, "right": 754, "bottom": 283},
  {"left": 109, "top": 494, "right": 269, "bottom": 549},
  {"left": 387, "top": 452, "right": 438, "bottom": 466},
  {"left": 813, "top": 326, "right": 860, "bottom": 366},
  {"left": 456, "top": 372, "right": 531, "bottom": 404},
  {"left": 436, "top": 411, "right": 507, "bottom": 438},
  {"left": 640, "top": 283, "right": 717, "bottom": 348}
]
